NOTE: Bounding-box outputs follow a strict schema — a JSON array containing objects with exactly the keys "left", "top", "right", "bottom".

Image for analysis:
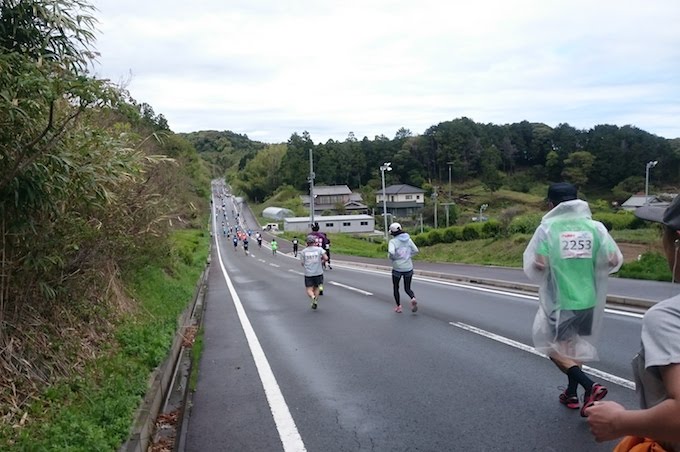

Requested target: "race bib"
[
  {"left": 304, "top": 252, "right": 320, "bottom": 262},
  {"left": 559, "top": 231, "right": 594, "bottom": 259}
]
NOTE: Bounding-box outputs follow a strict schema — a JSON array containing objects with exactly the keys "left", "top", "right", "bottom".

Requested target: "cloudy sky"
[{"left": 93, "top": 0, "right": 680, "bottom": 144}]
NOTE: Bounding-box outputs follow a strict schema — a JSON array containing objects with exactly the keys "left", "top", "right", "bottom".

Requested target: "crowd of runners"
[{"left": 212, "top": 180, "right": 680, "bottom": 450}]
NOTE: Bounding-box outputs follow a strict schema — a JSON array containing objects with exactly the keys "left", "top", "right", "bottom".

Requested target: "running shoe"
[
  {"left": 318, "top": 284, "right": 324, "bottom": 296},
  {"left": 394, "top": 305, "right": 402, "bottom": 313},
  {"left": 311, "top": 297, "right": 318, "bottom": 310},
  {"left": 410, "top": 298, "right": 418, "bottom": 313},
  {"left": 559, "top": 390, "right": 579, "bottom": 410},
  {"left": 580, "top": 383, "right": 608, "bottom": 417}
]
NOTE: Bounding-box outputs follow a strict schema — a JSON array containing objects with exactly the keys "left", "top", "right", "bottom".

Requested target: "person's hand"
[{"left": 586, "top": 400, "right": 626, "bottom": 442}]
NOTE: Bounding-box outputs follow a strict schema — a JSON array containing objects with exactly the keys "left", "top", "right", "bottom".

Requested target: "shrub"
[
  {"left": 462, "top": 224, "right": 481, "bottom": 240},
  {"left": 618, "top": 252, "right": 672, "bottom": 281},
  {"left": 508, "top": 213, "right": 543, "bottom": 234},
  {"left": 482, "top": 220, "right": 502, "bottom": 237},
  {"left": 442, "top": 226, "right": 462, "bottom": 243},
  {"left": 428, "top": 229, "right": 443, "bottom": 245},
  {"left": 593, "top": 212, "right": 644, "bottom": 231},
  {"left": 413, "top": 234, "right": 429, "bottom": 247}
]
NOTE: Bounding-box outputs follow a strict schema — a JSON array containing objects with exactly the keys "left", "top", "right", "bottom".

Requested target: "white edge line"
[
  {"left": 328, "top": 281, "right": 373, "bottom": 296},
  {"left": 213, "top": 203, "right": 306, "bottom": 452},
  {"left": 449, "top": 321, "right": 635, "bottom": 390}
]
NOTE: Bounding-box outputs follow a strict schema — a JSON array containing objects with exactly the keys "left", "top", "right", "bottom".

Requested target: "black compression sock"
[{"left": 567, "top": 366, "right": 594, "bottom": 393}]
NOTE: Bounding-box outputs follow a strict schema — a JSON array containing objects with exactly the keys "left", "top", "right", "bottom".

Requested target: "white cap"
[{"left": 389, "top": 222, "right": 402, "bottom": 233}]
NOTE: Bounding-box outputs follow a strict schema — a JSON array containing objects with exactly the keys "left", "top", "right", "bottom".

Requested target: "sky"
[{"left": 93, "top": 0, "right": 680, "bottom": 144}]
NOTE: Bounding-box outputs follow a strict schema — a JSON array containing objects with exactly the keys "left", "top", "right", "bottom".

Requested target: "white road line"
[
  {"left": 259, "top": 259, "right": 266, "bottom": 263},
  {"left": 289, "top": 270, "right": 305, "bottom": 276},
  {"left": 212, "top": 202, "right": 306, "bottom": 452},
  {"left": 328, "top": 281, "right": 373, "bottom": 296},
  {"left": 449, "top": 321, "right": 636, "bottom": 390},
  {"left": 269, "top": 263, "right": 281, "bottom": 268}
]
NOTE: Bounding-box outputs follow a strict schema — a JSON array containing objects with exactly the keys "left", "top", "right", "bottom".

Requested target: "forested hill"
[
  {"left": 190, "top": 120, "right": 680, "bottom": 203},
  {"left": 180, "top": 130, "right": 266, "bottom": 177}
]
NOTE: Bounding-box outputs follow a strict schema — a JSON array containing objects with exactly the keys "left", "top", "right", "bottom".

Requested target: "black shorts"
[
  {"left": 552, "top": 308, "right": 594, "bottom": 341},
  {"left": 304, "top": 275, "right": 323, "bottom": 288}
]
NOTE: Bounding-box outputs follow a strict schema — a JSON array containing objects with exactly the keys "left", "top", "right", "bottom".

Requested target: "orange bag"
[{"left": 614, "top": 436, "right": 669, "bottom": 452}]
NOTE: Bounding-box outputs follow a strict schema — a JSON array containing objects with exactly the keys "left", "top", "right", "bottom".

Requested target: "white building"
[{"left": 283, "top": 214, "right": 374, "bottom": 233}]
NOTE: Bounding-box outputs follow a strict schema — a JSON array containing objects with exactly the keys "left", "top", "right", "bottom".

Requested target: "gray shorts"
[{"left": 304, "top": 274, "right": 323, "bottom": 288}]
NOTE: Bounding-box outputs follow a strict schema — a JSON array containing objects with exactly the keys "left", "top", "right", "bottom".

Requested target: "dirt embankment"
[{"left": 618, "top": 242, "right": 661, "bottom": 262}]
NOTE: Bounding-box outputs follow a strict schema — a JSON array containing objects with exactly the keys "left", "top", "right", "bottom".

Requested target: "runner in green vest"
[{"left": 524, "top": 182, "right": 623, "bottom": 417}]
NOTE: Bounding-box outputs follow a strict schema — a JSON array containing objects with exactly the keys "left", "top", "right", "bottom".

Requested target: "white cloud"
[{"left": 93, "top": 0, "right": 680, "bottom": 142}]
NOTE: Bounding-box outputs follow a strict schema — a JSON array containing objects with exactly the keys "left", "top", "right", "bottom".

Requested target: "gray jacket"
[{"left": 388, "top": 232, "right": 419, "bottom": 272}]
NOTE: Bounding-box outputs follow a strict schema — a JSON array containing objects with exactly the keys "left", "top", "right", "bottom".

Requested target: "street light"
[
  {"left": 380, "top": 162, "right": 392, "bottom": 241},
  {"left": 645, "top": 160, "right": 658, "bottom": 205},
  {"left": 479, "top": 204, "right": 488, "bottom": 222}
]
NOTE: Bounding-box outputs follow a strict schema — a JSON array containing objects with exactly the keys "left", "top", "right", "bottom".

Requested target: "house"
[
  {"left": 283, "top": 214, "right": 374, "bottom": 233},
  {"left": 621, "top": 194, "right": 667, "bottom": 211},
  {"left": 262, "top": 206, "right": 294, "bottom": 220},
  {"left": 376, "top": 184, "right": 425, "bottom": 217},
  {"left": 300, "top": 185, "right": 368, "bottom": 215}
]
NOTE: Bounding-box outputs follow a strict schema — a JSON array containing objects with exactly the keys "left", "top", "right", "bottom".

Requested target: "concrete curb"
[
  {"left": 119, "top": 253, "right": 211, "bottom": 452},
  {"left": 332, "top": 259, "right": 657, "bottom": 310}
]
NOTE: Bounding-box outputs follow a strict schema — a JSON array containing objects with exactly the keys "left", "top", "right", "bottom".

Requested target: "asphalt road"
[{"left": 183, "top": 186, "right": 651, "bottom": 451}]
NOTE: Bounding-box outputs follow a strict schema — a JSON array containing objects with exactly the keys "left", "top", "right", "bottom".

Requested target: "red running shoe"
[
  {"left": 581, "top": 383, "right": 608, "bottom": 417},
  {"left": 559, "top": 390, "right": 579, "bottom": 410}
]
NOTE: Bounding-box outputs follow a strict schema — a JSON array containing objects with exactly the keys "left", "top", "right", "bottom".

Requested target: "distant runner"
[
  {"left": 387, "top": 222, "right": 419, "bottom": 313},
  {"left": 300, "top": 234, "right": 328, "bottom": 310},
  {"left": 292, "top": 236, "right": 299, "bottom": 257}
]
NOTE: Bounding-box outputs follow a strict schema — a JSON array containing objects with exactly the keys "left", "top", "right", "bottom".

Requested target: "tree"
[
  {"left": 480, "top": 146, "right": 504, "bottom": 192},
  {"left": 561, "top": 151, "right": 595, "bottom": 187}
]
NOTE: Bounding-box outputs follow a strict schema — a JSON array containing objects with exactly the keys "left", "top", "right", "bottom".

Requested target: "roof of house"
[
  {"left": 621, "top": 195, "right": 662, "bottom": 208},
  {"left": 313, "top": 185, "right": 352, "bottom": 196},
  {"left": 379, "top": 184, "right": 425, "bottom": 195}
]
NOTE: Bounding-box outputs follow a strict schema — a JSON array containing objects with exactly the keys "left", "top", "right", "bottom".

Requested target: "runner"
[
  {"left": 300, "top": 234, "right": 328, "bottom": 310},
  {"left": 232, "top": 235, "right": 238, "bottom": 252},
  {"left": 243, "top": 235, "right": 249, "bottom": 255},
  {"left": 271, "top": 239, "right": 278, "bottom": 256},
  {"left": 310, "top": 223, "right": 332, "bottom": 269},
  {"left": 524, "top": 182, "right": 622, "bottom": 416},
  {"left": 292, "top": 236, "right": 299, "bottom": 257},
  {"left": 586, "top": 195, "right": 680, "bottom": 451},
  {"left": 256, "top": 232, "right": 262, "bottom": 248},
  {"left": 387, "top": 222, "right": 419, "bottom": 313}
]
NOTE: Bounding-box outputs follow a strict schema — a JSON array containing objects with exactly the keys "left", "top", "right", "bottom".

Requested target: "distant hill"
[{"left": 180, "top": 130, "right": 266, "bottom": 177}]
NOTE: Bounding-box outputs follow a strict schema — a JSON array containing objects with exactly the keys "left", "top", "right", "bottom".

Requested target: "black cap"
[
  {"left": 635, "top": 195, "right": 680, "bottom": 230},
  {"left": 548, "top": 182, "right": 578, "bottom": 205}
]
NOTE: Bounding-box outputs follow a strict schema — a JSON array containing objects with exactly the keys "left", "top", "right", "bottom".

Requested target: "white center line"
[
  {"left": 289, "top": 270, "right": 305, "bottom": 276},
  {"left": 328, "top": 281, "right": 373, "bottom": 296},
  {"left": 449, "top": 321, "right": 635, "bottom": 390},
  {"left": 269, "top": 263, "right": 281, "bottom": 268}
]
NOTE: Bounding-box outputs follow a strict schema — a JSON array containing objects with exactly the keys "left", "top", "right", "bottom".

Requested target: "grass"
[
  {"left": 415, "top": 235, "right": 528, "bottom": 267},
  {"left": 610, "top": 227, "right": 661, "bottom": 245},
  {"left": 189, "top": 327, "right": 204, "bottom": 392},
  {"left": 5, "top": 228, "right": 210, "bottom": 451}
]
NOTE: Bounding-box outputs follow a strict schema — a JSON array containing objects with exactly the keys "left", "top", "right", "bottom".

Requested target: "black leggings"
[{"left": 392, "top": 270, "right": 415, "bottom": 305}]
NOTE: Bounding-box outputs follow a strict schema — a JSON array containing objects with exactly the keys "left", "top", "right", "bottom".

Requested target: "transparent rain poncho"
[{"left": 523, "top": 200, "right": 623, "bottom": 361}]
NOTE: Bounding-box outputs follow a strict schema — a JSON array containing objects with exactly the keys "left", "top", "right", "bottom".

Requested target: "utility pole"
[
  {"left": 380, "top": 162, "right": 392, "bottom": 241},
  {"left": 432, "top": 186, "right": 438, "bottom": 228},
  {"left": 447, "top": 161, "right": 454, "bottom": 199},
  {"left": 308, "top": 149, "right": 315, "bottom": 227},
  {"left": 442, "top": 202, "right": 456, "bottom": 228}
]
